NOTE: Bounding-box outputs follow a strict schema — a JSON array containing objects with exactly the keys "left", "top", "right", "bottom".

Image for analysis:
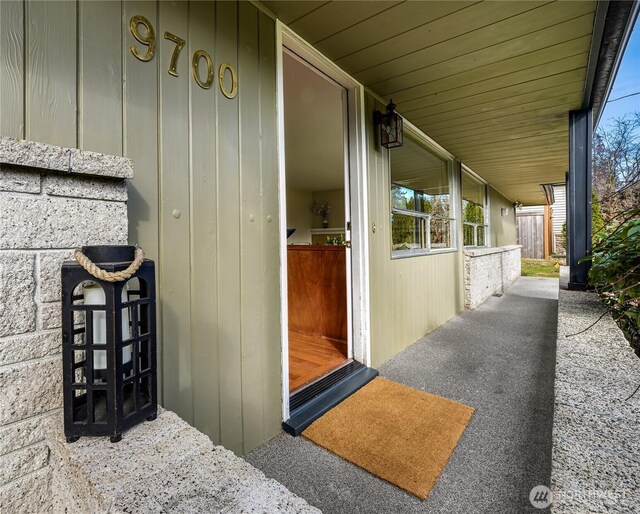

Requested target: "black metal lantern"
[
  {"left": 61, "top": 245, "right": 157, "bottom": 443},
  {"left": 374, "top": 100, "right": 403, "bottom": 149}
]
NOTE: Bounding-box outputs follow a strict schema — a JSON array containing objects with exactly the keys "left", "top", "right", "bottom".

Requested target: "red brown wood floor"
[{"left": 289, "top": 331, "right": 348, "bottom": 393}]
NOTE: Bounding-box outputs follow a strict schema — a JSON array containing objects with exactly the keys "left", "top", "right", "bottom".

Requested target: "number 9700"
[{"left": 129, "top": 15, "right": 237, "bottom": 99}]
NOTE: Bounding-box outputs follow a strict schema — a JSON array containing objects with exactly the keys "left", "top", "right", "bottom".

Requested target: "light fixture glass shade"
[{"left": 375, "top": 100, "right": 404, "bottom": 149}]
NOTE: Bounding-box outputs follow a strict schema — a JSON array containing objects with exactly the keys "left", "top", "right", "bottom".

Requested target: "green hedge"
[{"left": 586, "top": 209, "right": 640, "bottom": 355}]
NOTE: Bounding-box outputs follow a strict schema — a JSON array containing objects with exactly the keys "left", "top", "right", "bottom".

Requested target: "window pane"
[
  {"left": 463, "top": 200, "right": 485, "bottom": 225},
  {"left": 391, "top": 213, "right": 422, "bottom": 251},
  {"left": 477, "top": 226, "right": 486, "bottom": 246},
  {"left": 391, "top": 184, "right": 415, "bottom": 211},
  {"left": 430, "top": 218, "right": 451, "bottom": 249},
  {"left": 463, "top": 224, "right": 475, "bottom": 246},
  {"left": 391, "top": 135, "right": 449, "bottom": 216},
  {"left": 462, "top": 172, "right": 486, "bottom": 225}
]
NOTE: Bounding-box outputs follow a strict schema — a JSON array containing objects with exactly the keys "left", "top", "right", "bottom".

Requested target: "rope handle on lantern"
[{"left": 74, "top": 247, "right": 145, "bottom": 283}]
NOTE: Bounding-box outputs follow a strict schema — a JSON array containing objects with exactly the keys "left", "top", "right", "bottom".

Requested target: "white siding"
[{"left": 552, "top": 184, "right": 567, "bottom": 235}]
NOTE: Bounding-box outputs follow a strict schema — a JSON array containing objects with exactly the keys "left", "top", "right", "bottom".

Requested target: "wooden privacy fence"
[{"left": 517, "top": 214, "right": 544, "bottom": 259}]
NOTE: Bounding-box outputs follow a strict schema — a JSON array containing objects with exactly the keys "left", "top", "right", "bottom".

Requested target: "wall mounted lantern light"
[
  {"left": 62, "top": 245, "right": 157, "bottom": 443},
  {"left": 374, "top": 100, "right": 403, "bottom": 149}
]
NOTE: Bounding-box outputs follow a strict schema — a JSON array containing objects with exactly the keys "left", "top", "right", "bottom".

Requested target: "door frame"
[{"left": 276, "top": 21, "right": 371, "bottom": 421}]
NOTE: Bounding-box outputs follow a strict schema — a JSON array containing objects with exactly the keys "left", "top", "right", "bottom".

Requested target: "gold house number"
[{"left": 129, "top": 15, "right": 238, "bottom": 99}]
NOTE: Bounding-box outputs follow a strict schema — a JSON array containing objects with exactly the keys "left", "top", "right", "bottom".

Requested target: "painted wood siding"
[
  {"left": 489, "top": 187, "right": 517, "bottom": 247},
  {"left": 552, "top": 184, "right": 566, "bottom": 233},
  {"left": 0, "top": 0, "right": 280, "bottom": 455},
  {"left": 366, "top": 95, "right": 465, "bottom": 367},
  {"left": 551, "top": 184, "right": 567, "bottom": 254}
]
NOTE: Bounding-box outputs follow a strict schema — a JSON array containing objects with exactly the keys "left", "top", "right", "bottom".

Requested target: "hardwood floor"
[{"left": 289, "top": 330, "right": 348, "bottom": 393}]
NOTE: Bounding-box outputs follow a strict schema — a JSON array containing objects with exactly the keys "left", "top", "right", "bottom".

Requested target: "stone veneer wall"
[
  {"left": 464, "top": 245, "right": 522, "bottom": 309},
  {"left": 0, "top": 137, "right": 131, "bottom": 512}
]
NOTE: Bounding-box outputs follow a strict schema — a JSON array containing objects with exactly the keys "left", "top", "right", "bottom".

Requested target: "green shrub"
[
  {"left": 586, "top": 209, "right": 640, "bottom": 354},
  {"left": 592, "top": 192, "right": 606, "bottom": 235}
]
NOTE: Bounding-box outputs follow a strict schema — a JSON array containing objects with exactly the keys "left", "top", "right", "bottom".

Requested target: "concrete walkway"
[{"left": 247, "top": 277, "right": 559, "bottom": 514}]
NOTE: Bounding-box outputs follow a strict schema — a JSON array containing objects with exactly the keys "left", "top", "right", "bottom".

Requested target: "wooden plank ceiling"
[{"left": 263, "top": 0, "right": 596, "bottom": 205}]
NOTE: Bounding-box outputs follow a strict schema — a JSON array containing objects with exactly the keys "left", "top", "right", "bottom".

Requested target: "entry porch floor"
[{"left": 247, "top": 277, "right": 559, "bottom": 513}]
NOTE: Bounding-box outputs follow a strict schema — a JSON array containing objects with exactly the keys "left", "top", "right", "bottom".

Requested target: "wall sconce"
[
  {"left": 62, "top": 245, "right": 157, "bottom": 443},
  {"left": 374, "top": 100, "right": 403, "bottom": 149},
  {"left": 513, "top": 200, "right": 523, "bottom": 209}
]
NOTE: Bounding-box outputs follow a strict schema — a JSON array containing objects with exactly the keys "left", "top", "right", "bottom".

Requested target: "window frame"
[
  {"left": 461, "top": 165, "right": 490, "bottom": 248},
  {"left": 389, "top": 129, "right": 458, "bottom": 259}
]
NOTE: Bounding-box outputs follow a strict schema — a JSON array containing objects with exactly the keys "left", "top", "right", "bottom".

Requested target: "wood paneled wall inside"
[
  {"left": 287, "top": 246, "right": 347, "bottom": 342},
  {"left": 0, "top": 0, "right": 281, "bottom": 456},
  {"left": 365, "top": 95, "right": 465, "bottom": 367}
]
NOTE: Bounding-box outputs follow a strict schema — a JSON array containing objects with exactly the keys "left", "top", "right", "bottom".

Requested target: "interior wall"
[
  {"left": 366, "top": 95, "right": 465, "bottom": 367},
  {"left": 311, "top": 189, "right": 345, "bottom": 229},
  {"left": 489, "top": 187, "right": 518, "bottom": 247},
  {"left": 0, "top": 0, "right": 281, "bottom": 456},
  {"left": 286, "top": 186, "right": 313, "bottom": 244},
  {"left": 286, "top": 187, "right": 346, "bottom": 243}
]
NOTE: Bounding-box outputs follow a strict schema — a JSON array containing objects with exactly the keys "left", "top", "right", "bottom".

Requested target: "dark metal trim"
[
  {"left": 541, "top": 184, "right": 555, "bottom": 206},
  {"left": 289, "top": 361, "right": 363, "bottom": 411},
  {"left": 582, "top": 0, "right": 610, "bottom": 111},
  {"left": 584, "top": 0, "right": 639, "bottom": 128},
  {"left": 283, "top": 365, "right": 379, "bottom": 436},
  {"left": 567, "top": 110, "right": 593, "bottom": 290}
]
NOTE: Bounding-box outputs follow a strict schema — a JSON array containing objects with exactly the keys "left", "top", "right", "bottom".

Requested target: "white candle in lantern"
[
  {"left": 84, "top": 285, "right": 132, "bottom": 370},
  {"left": 121, "top": 288, "right": 133, "bottom": 365}
]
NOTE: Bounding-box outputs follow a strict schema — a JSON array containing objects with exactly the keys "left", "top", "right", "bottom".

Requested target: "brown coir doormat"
[{"left": 302, "top": 377, "right": 474, "bottom": 500}]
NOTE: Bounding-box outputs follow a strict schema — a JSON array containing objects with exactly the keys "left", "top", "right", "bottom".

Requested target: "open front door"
[
  {"left": 278, "top": 37, "right": 377, "bottom": 435},
  {"left": 282, "top": 49, "right": 353, "bottom": 395}
]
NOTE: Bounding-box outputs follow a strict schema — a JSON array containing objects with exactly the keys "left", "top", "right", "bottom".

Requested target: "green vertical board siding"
[
  {"left": 236, "top": 4, "right": 281, "bottom": 453},
  {"left": 0, "top": 0, "right": 281, "bottom": 455},
  {"left": 257, "top": 10, "right": 282, "bottom": 448},
  {"left": 0, "top": 0, "right": 24, "bottom": 138},
  {"left": 26, "top": 0, "right": 76, "bottom": 147},
  {"left": 489, "top": 187, "right": 517, "bottom": 247},
  {"left": 189, "top": 0, "right": 220, "bottom": 446},
  {"left": 158, "top": 0, "right": 193, "bottom": 424},
  {"left": 215, "top": 0, "right": 243, "bottom": 455},
  {"left": 123, "top": 0, "right": 161, "bottom": 399},
  {"left": 78, "top": 0, "right": 123, "bottom": 155},
  {"left": 238, "top": 1, "right": 264, "bottom": 453},
  {"left": 365, "top": 94, "right": 465, "bottom": 367}
]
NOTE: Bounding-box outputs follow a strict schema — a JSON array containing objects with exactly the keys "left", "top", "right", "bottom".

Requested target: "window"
[
  {"left": 462, "top": 170, "right": 488, "bottom": 247},
  {"left": 390, "top": 135, "right": 455, "bottom": 256}
]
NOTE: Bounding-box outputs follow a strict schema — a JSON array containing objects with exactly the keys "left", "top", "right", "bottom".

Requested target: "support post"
[{"left": 567, "top": 109, "right": 592, "bottom": 290}]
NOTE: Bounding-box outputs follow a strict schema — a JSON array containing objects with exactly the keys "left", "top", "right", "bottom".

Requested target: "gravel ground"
[{"left": 551, "top": 268, "right": 640, "bottom": 513}]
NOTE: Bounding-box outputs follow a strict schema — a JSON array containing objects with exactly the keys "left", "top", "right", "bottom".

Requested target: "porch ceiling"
[{"left": 263, "top": 0, "right": 600, "bottom": 205}]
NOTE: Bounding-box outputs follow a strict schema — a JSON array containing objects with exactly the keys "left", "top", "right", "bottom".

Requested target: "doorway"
[
  {"left": 277, "top": 25, "right": 372, "bottom": 423},
  {"left": 282, "top": 48, "right": 352, "bottom": 394}
]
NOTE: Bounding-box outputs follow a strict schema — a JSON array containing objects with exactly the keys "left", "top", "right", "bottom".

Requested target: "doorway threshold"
[{"left": 283, "top": 361, "right": 378, "bottom": 436}]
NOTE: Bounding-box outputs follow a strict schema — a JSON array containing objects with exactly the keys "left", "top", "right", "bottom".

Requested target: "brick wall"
[
  {"left": 464, "top": 245, "right": 522, "bottom": 309},
  {"left": 0, "top": 137, "right": 131, "bottom": 512}
]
